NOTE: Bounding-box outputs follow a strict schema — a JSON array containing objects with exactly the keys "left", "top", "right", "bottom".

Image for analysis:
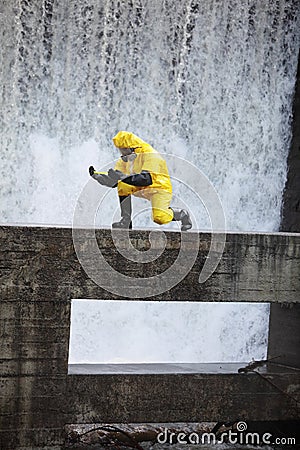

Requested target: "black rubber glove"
[
  {"left": 89, "top": 166, "right": 95, "bottom": 176},
  {"left": 108, "top": 168, "right": 124, "bottom": 183}
]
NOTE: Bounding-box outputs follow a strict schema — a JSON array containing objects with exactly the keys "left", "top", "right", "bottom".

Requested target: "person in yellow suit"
[{"left": 89, "top": 131, "right": 192, "bottom": 231}]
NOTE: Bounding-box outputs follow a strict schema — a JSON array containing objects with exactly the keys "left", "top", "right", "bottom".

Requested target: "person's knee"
[
  {"left": 152, "top": 208, "right": 173, "bottom": 225},
  {"left": 118, "top": 182, "right": 135, "bottom": 197}
]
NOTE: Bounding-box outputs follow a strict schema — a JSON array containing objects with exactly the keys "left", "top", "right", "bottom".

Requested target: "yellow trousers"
[{"left": 117, "top": 182, "right": 174, "bottom": 225}]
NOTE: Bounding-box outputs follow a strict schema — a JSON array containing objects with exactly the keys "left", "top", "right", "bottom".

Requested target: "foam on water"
[
  {"left": 69, "top": 300, "right": 269, "bottom": 364},
  {"left": 1, "top": 0, "right": 299, "bottom": 229}
]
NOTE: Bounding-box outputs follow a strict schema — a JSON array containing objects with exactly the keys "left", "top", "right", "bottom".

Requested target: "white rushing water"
[
  {"left": 69, "top": 299, "right": 269, "bottom": 364},
  {"left": 1, "top": 0, "right": 299, "bottom": 364}
]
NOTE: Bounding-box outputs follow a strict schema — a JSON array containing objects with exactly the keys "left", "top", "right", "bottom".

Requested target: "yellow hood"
[
  {"left": 113, "top": 130, "right": 172, "bottom": 194},
  {"left": 112, "top": 131, "right": 150, "bottom": 152}
]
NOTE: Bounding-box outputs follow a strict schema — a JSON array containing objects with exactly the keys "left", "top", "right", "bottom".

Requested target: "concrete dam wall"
[{"left": 0, "top": 225, "right": 300, "bottom": 448}]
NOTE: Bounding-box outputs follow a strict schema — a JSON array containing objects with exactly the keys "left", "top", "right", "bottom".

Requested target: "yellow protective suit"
[{"left": 112, "top": 131, "right": 174, "bottom": 225}]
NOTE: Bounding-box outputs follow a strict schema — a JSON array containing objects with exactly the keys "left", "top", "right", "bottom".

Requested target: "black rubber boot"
[
  {"left": 171, "top": 208, "right": 192, "bottom": 231},
  {"left": 112, "top": 195, "right": 132, "bottom": 229}
]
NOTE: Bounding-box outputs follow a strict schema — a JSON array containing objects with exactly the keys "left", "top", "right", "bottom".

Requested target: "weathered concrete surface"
[
  {"left": 66, "top": 363, "right": 300, "bottom": 425},
  {"left": 281, "top": 55, "right": 300, "bottom": 232},
  {"left": 271, "top": 55, "right": 300, "bottom": 372},
  {"left": 0, "top": 224, "right": 300, "bottom": 449},
  {"left": 66, "top": 367, "right": 300, "bottom": 424},
  {"left": 268, "top": 303, "right": 300, "bottom": 369},
  {"left": 1, "top": 225, "right": 300, "bottom": 303}
]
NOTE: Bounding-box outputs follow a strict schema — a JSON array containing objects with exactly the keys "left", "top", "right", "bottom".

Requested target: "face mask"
[{"left": 121, "top": 152, "right": 137, "bottom": 162}]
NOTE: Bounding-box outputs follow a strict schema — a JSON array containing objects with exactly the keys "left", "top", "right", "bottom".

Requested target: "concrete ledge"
[
  {"left": 0, "top": 224, "right": 299, "bottom": 303},
  {"left": 65, "top": 365, "right": 300, "bottom": 423},
  {"left": 68, "top": 362, "right": 250, "bottom": 374}
]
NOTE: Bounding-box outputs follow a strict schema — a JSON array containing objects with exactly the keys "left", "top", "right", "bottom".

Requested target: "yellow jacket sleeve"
[{"left": 114, "top": 158, "right": 127, "bottom": 173}]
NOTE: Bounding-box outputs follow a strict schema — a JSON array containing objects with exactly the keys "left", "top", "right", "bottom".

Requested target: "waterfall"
[
  {"left": 1, "top": 0, "right": 299, "bottom": 229},
  {"left": 1, "top": 0, "right": 299, "bottom": 363}
]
